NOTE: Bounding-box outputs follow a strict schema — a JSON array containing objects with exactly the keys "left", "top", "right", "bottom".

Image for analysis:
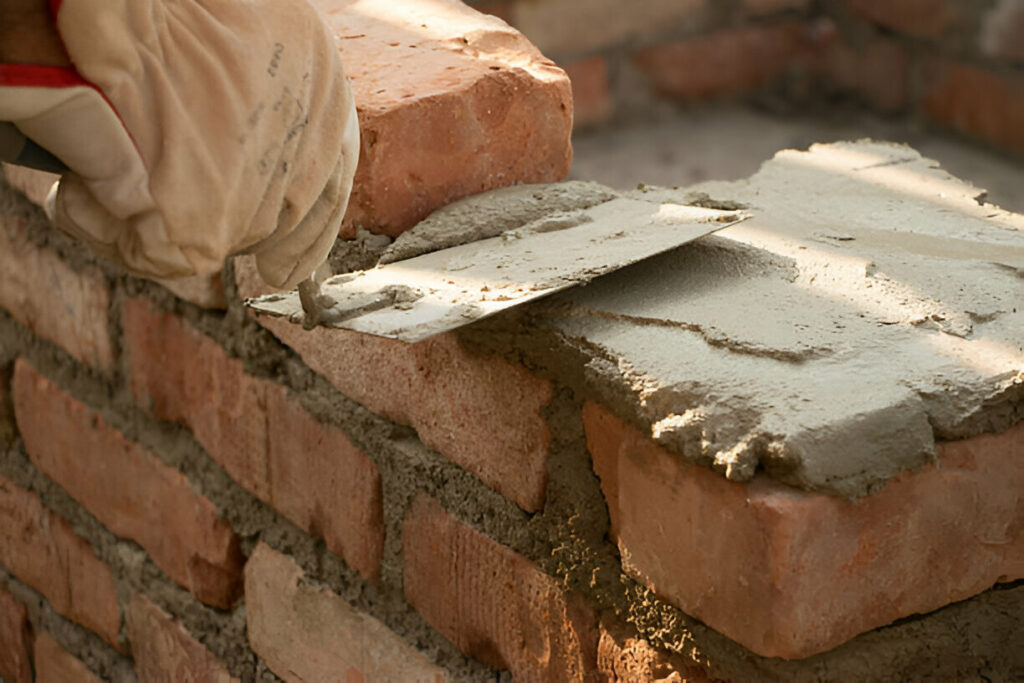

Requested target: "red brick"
[
  {"left": 403, "top": 493, "right": 597, "bottom": 679},
  {"left": 822, "top": 36, "right": 909, "bottom": 111},
  {"left": 0, "top": 476, "right": 121, "bottom": 647},
  {"left": 13, "top": 359, "right": 243, "bottom": 610},
  {"left": 318, "top": 0, "right": 572, "bottom": 238},
  {"left": 237, "top": 259, "right": 553, "bottom": 513},
  {"left": 597, "top": 614, "right": 711, "bottom": 683},
  {"left": 512, "top": 0, "right": 706, "bottom": 57},
  {"left": 584, "top": 402, "right": 1024, "bottom": 659},
  {"left": 564, "top": 57, "right": 613, "bottom": 129},
  {"left": 633, "top": 22, "right": 810, "bottom": 100},
  {"left": 33, "top": 632, "right": 103, "bottom": 683},
  {"left": 0, "top": 211, "right": 113, "bottom": 371},
  {"left": 0, "top": 589, "right": 32, "bottom": 683},
  {"left": 981, "top": 0, "right": 1024, "bottom": 63},
  {"left": 922, "top": 60, "right": 1024, "bottom": 157},
  {"left": 848, "top": 0, "right": 952, "bottom": 38},
  {"left": 244, "top": 543, "right": 446, "bottom": 682},
  {"left": 126, "top": 593, "right": 237, "bottom": 683},
  {"left": 123, "top": 297, "right": 384, "bottom": 580}
]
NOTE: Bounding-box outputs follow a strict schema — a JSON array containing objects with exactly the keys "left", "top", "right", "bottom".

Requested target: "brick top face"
[
  {"left": 316, "top": 0, "right": 573, "bottom": 236},
  {"left": 544, "top": 141, "right": 1024, "bottom": 497}
]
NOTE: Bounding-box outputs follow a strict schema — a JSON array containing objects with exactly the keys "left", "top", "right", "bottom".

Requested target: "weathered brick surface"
[
  {"left": 33, "top": 632, "right": 104, "bottom": 683},
  {"left": 238, "top": 258, "right": 553, "bottom": 513},
  {"left": 0, "top": 589, "right": 32, "bottom": 683},
  {"left": 245, "top": 543, "right": 447, "bottom": 682},
  {"left": 632, "top": 22, "right": 810, "bottom": 100},
  {"left": 124, "top": 297, "right": 384, "bottom": 580},
  {"left": 847, "top": 0, "right": 952, "bottom": 38},
  {"left": 0, "top": 211, "right": 113, "bottom": 371},
  {"left": 597, "top": 615, "right": 711, "bottom": 683},
  {"left": 511, "top": 0, "right": 706, "bottom": 57},
  {"left": 0, "top": 475, "right": 121, "bottom": 646},
  {"left": 320, "top": 0, "right": 573, "bottom": 238},
  {"left": 585, "top": 401, "right": 1024, "bottom": 659},
  {"left": 403, "top": 493, "right": 597, "bottom": 679},
  {"left": 126, "top": 593, "right": 237, "bottom": 683},
  {"left": 922, "top": 60, "right": 1024, "bottom": 156},
  {"left": 564, "top": 57, "right": 613, "bottom": 128},
  {"left": 13, "top": 359, "right": 244, "bottom": 610}
]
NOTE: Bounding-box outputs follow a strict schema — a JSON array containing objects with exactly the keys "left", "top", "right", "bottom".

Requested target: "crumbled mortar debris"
[{"left": 509, "top": 141, "right": 1022, "bottom": 499}]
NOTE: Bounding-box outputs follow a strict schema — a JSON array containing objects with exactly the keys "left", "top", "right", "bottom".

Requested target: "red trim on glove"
[
  {"left": 0, "top": 64, "right": 86, "bottom": 89},
  {"left": 48, "top": 0, "right": 63, "bottom": 18}
]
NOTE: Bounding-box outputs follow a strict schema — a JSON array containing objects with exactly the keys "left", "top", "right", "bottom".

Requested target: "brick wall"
[
  {"left": 468, "top": 0, "right": 1024, "bottom": 158},
  {"left": 2, "top": 1, "right": 1023, "bottom": 681}
]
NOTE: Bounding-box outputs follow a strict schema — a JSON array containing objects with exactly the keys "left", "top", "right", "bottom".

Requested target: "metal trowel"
[{"left": 245, "top": 196, "right": 749, "bottom": 343}]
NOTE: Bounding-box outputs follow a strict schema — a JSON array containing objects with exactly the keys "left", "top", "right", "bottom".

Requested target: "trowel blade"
[{"left": 246, "top": 198, "right": 748, "bottom": 343}]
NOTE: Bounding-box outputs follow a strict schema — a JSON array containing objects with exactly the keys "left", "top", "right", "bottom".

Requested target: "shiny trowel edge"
[{"left": 245, "top": 198, "right": 751, "bottom": 343}]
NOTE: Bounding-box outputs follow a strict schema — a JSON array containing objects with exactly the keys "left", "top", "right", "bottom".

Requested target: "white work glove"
[{"left": 0, "top": 0, "right": 359, "bottom": 290}]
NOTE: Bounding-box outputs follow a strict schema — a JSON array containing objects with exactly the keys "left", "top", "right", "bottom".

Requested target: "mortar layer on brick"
[
  {"left": 586, "top": 401, "right": 1024, "bottom": 659},
  {"left": 319, "top": 0, "right": 573, "bottom": 238},
  {"left": 245, "top": 543, "right": 448, "bottom": 682},
  {"left": 33, "top": 632, "right": 104, "bottom": 683},
  {"left": 13, "top": 358, "right": 244, "bottom": 610},
  {"left": 124, "top": 296, "right": 385, "bottom": 580},
  {"left": 127, "top": 593, "right": 238, "bottom": 683},
  {"left": 547, "top": 141, "right": 1023, "bottom": 498},
  {"left": 0, "top": 476, "right": 121, "bottom": 647},
  {"left": 237, "top": 256, "right": 553, "bottom": 513},
  {"left": 403, "top": 492, "right": 598, "bottom": 680}
]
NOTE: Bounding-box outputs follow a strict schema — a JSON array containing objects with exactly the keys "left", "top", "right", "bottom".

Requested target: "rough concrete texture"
[
  {"left": 320, "top": 0, "right": 573, "bottom": 238},
  {"left": 548, "top": 140, "right": 1022, "bottom": 497},
  {"left": 245, "top": 543, "right": 447, "bottom": 682}
]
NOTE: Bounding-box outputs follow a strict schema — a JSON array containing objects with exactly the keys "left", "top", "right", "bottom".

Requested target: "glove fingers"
[
  {"left": 255, "top": 154, "right": 347, "bottom": 290},
  {"left": 54, "top": 174, "right": 195, "bottom": 278}
]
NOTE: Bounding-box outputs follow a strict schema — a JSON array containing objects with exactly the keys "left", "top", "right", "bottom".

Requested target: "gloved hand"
[{"left": 0, "top": 0, "right": 359, "bottom": 290}]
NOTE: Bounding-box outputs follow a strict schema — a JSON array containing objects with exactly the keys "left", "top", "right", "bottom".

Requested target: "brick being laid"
[{"left": 521, "top": 141, "right": 1023, "bottom": 659}]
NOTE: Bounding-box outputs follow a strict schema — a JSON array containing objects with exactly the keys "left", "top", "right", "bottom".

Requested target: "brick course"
[
  {"left": 33, "top": 632, "right": 104, "bottom": 683},
  {"left": 126, "top": 593, "right": 238, "bottom": 683},
  {"left": 0, "top": 476, "right": 121, "bottom": 647},
  {"left": 922, "top": 60, "right": 1024, "bottom": 156},
  {"left": 124, "top": 297, "right": 385, "bottom": 580},
  {"left": 633, "top": 22, "right": 811, "bottom": 100},
  {"left": 13, "top": 359, "right": 244, "bottom": 610},
  {"left": 585, "top": 401, "right": 1024, "bottom": 659},
  {"left": 403, "top": 493, "right": 598, "bottom": 680},
  {"left": 0, "top": 211, "right": 113, "bottom": 371},
  {"left": 238, "top": 258, "right": 553, "bottom": 513},
  {"left": 245, "top": 543, "right": 447, "bottom": 682}
]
